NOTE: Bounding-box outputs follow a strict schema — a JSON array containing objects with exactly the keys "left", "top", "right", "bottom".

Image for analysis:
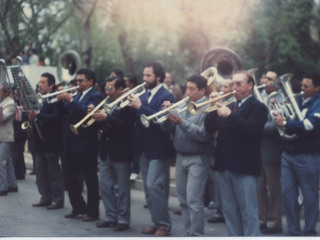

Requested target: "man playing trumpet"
[
  {"left": 90, "top": 76, "right": 136, "bottom": 232},
  {"left": 161, "top": 75, "right": 217, "bottom": 236}
]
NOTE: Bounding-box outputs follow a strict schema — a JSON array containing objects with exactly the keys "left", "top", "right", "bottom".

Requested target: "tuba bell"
[{"left": 57, "top": 50, "right": 81, "bottom": 82}]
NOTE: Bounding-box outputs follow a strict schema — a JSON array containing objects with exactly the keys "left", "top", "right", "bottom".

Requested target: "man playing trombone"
[
  {"left": 57, "top": 68, "right": 103, "bottom": 221},
  {"left": 128, "top": 62, "right": 174, "bottom": 236},
  {"left": 90, "top": 76, "right": 136, "bottom": 232},
  {"left": 161, "top": 75, "right": 217, "bottom": 236}
]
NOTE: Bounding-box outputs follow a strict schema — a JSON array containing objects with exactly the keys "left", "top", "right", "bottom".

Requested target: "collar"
[
  {"left": 79, "top": 87, "right": 93, "bottom": 100},
  {"left": 148, "top": 84, "right": 163, "bottom": 103},
  {"left": 237, "top": 94, "right": 253, "bottom": 107}
]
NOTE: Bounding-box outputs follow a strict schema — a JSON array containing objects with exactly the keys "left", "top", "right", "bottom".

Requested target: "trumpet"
[
  {"left": 69, "top": 96, "right": 110, "bottom": 135},
  {"left": 187, "top": 91, "right": 236, "bottom": 115},
  {"left": 38, "top": 86, "right": 79, "bottom": 105},
  {"left": 104, "top": 82, "right": 146, "bottom": 114},
  {"left": 140, "top": 97, "right": 189, "bottom": 128}
]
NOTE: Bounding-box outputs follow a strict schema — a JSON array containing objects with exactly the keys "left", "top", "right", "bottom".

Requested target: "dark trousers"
[
  {"left": 12, "top": 138, "right": 27, "bottom": 179},
  {"left": 63, "top": 151, "right": 99, "bottom": 217}
]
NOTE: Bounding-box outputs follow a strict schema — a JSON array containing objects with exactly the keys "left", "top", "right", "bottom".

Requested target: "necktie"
[
  {"left": 77, "top": 92, "right": 83, "bottom": 102},
  {"left": 146, "top": 90, "right": 151, "bottom": 105},
  {"left": 232, "top": 100, "right": 240, "bottom": 112}
]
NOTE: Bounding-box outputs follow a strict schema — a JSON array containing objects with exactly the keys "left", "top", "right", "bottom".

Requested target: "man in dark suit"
[
  {"left": 28, "top": 72, "right": 64, "bottom": 209},
  {"left": 57, "top": 68, "right": 103, "bottom": 221},
  {"left": 91, "top": 76, "right": 135, "bottom": 232},
  {"left": 128, "top": 62, "right": 174, "bottom": 236},
  {"left": 205, "top": 71, "right": 268, "bottom": 236}
]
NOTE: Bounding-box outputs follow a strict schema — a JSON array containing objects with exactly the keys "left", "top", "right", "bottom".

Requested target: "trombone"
[
  {"left": 187, "top": 90, "right": 236, "bottom": 115},
  {"left": 104, "top": 82, "right": 146, "bottom": 114},
  {"left": 140, "top": 97, "right": 189, "bottom": 128},
  {"left": 69, "top": 96, "right": 110, "bottom": 135}
]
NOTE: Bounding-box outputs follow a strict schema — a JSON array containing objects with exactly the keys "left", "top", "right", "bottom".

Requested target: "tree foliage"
[{"left": 237, "top": 0, "right": 320, "bottom": 80}]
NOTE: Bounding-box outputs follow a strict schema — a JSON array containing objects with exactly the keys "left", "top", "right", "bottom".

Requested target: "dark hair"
[
  {"left": 235, "top": 71, "right": 254, "bottom": 85},
  {"left": 303, "top": 71, "right": 320, "bottom": 87},
  {"left": 144, "top": 62, "right": 165, "bottom": 83},
  {"left": 77, "top": 68, "right": 96, "bottom": 85},
  {"left": 69, "top": 79, "right": 77, "bottom": 86},
  {"left": 110, "top": 69, "right": 124, "bottom": 77},
  {"left": 186, "top": 75, "right": 207, "bottom": 90},
  {"left": 106, "top": 76, "right": 126, "bottom": 90},
  {"left": 41, "top": 72, "right": 56, "bottom": 87},
  {"left": 125, "top": 74, "right": 138, "bottom": 87}
]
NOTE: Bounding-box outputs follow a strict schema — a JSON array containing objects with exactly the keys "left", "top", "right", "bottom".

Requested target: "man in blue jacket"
[
  {"left": 273, "top": 71, "right": 320, "bottom": 236},
  {"left": 57, "top": 68, "right": 103, "bottom": 222},
  {"left": 128, "top": 62, "right": 174, "bottom": 236},
  {"left": 205, "top": 71, "right": 268, "bottom": 236}
]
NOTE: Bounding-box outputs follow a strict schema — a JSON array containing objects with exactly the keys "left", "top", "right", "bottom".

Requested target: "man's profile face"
[
  {"left": 232, "top": 73, "right": 253, "bottom": 100},
  {"left": 38, "top": 77, "right": 53, "bottom": 95},
  {"left": 301, "top": 78, "right": 320, "bottom": 99},
  {"left": 76, "top": 74, "right": 92, "bottom": 92},
  {"left": 143, "top": 67, "right": 158, "bottom": 89}
]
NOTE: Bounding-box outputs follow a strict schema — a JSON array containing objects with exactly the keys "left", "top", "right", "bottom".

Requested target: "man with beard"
[{"left": 128, "top": 62, "right": 174, "bottom": 236}]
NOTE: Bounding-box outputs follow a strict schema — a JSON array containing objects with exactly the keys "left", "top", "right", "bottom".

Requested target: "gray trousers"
[
  {"left": 218, "top": 171, "right": 260, "bottom": 236},
  {"left": 175, "top": 153, "right": 210, "bottom": 236},
  {"left": 0, "top": 142, "right": 17, "bottom": 192},
  {"left": 140, "top": 153, "right": 171, "bottom": 230},
  {"left": 98, "top": 159, "right": 131, "bottom": 224},
  {"left": 257, "top": 162, "right": 282, "bottom": 229},
  {"left": 35, "top": 152, "right": 64, "bottom": 205}
]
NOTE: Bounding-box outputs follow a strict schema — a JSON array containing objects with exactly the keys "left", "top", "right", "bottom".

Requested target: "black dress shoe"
[
  {"left": 0, "top": 191, "right": 8, "bottom": 196},
  {"left": 64, "top": 212, "right": 86, "bottom": 218},
  {"left": 96, "top": 220, "right": 117, "bottom": 228},
  {"left": 32, "top": 202, "right": 50, "bottom": 207},
  {"left": 83, "top": 216, "right": 99, "bottom": 222},
  {"left": 261, "top": 227, "right": 282, "bottom": 234},
  {"left": 8, "top": 187, "right": 18, "bottom": 192},
  {"left": 47, "top": 203, "right": 63, "bottom": 210},
  {"left": 114, "top": 224, "right": 129, "bottom": 232}
]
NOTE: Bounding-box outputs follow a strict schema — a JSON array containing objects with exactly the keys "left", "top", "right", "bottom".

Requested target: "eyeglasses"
[
  {"left": 266, "top": 77, "right": 274, "bottom": 81},
  {"left": 301, "top": 83, "right": 311, "bottom": 88},
  {"left": 76, "top": 79, "right": 85, "bottom": 83}
]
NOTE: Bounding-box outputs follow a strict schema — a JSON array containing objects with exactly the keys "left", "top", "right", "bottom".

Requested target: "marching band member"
[
  {"left": 28, "top": 73, "right": 64, "bottom": 209},
  {"left": 128, "top": 62, "right": 174, "bottom": 236},
  {"left": 57, "top": 68, "right": 103, "bottom": 221},
  {"left": 91, "top": 76, "right": 136, "bottom": 231},
  {"left": 205, "top": 71, "right": 268, "bottom": 236},
  {"left": 273, "top": 71, "right": 320, "bottom": 236},
  {"left": 161, "top": 75, "right": 216, "bottom": 236},
  {"left": 0, "top": 82, "right": 18, "bottom": 196}
]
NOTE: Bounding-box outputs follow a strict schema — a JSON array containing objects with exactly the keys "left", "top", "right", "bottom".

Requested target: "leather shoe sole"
[
  {"left": 64, "top": 212, "right": 86, "bottom": 218},
  {"left": 32, "top": 202, "right": 50, "bottom": 207},
  {"left": 47, "top": 203, "right": 63, "bottom": 210},
  {"left": 114, "top": 224, "right": 129, "bottom": 232},
  {"left": 141, "top": 226, "right": 157, "bottom": 234},
  {"left": 96, "top": 220, "right": 117, "bottom": 228},
  {"left": 0, "top": 191, "right": 8, "bottom": 196},
  {"left": 8, "top": 187, "right": 18, "bottom": 192},
  {"left": 154, "top": 225, "right": 170, "bottom": 236}
]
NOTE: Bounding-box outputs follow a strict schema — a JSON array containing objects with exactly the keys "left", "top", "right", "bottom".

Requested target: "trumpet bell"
[
  {"left": 187, "top": 102, "right": 198, "bottom": 115},
  {"left": 69, "top": 124, "right": 79, "bottom": 135},
  {"left": 140, "top": 114, "right": 150, "bottom": 128},
  {"left": 21, "top": 121, "right": 30, "bottom": 130}
]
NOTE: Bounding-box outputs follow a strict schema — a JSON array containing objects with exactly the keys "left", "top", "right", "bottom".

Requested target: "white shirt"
[
  {"left": 148, "top": 84, "right": 163, "bottom": 104},
  {"left": 79, "top": 87, "right": 93, "bottom": 102}
]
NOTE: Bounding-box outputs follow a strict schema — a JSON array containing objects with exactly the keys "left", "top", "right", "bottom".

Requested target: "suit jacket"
[
  {"left": 34, "top": 94, "right": 62, "bottom": 153},
  {"left": 205, "top": 96, "right": 268, "bottom": 176},
  {"left": 0, "top": 96, "right": 17, "bottom": 142},
  {"left": 99, "top": 104, "right": 136, "bottom": 162},
  {"left": 60, "top": 88, "right": 104, "bottom": 154},
  {"left": 136, "top": 85, "right": 175, "bottom": 159}
]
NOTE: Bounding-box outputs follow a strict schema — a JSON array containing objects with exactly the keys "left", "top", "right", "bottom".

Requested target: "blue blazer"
[
  {"left": 205, "top": 96, "right": 268, "bottom": 176},
  {"left": 136, "top": 85, "right": 175, "bottom": 159},
  {"left": 60, "top": 88, "right": 104, "bottom": 154}
]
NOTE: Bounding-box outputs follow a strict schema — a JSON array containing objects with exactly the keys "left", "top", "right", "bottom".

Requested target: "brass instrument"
[
  {"left": 69, "top": 96, "right": 110, "bottom": 135},
  {"left": 57, "top": 50, "right": 81, "bottom": 82},
  {"left": 140, "top": 97, "right": 190, "bottom": 128},
  {"left": 38, "top": 86, "right": 79, "bottom": 105},
  {"left": 187, "top": 91, "right": 236, "bottom": 115},
  {"left": 104, "top": 82, "right": 146, "bottom": 114},
  {"left": 247, "top": 68, "right": 266, "bottom": 102},
  {"left": 267, "top": 73, "right": 303, "bottom": 140}
]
